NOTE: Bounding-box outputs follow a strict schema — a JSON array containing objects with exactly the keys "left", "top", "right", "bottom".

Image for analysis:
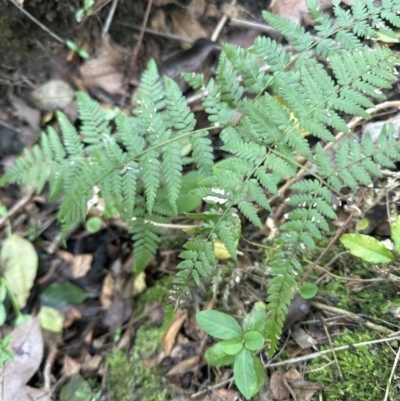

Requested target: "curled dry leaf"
[
  {"left": 80, "top": 35, "right": 126, "bottom": 95},
  {"left": 284, "top": 367, "right": 324, "bottom": 401},
  {"left": 271, "top": 0, "right": 332, "bottom": 25},
  {"left": 0, "top": 319, "right": 45, "bottom": 401},
  {"left": 171, "top": 12, "right": 209, "bottom": 48},
  {"left": 162, "top": 309, "right": 187, "bottom": 356},
  {"left": 270, "top": 368, "right": 291, "bottom": 400}
]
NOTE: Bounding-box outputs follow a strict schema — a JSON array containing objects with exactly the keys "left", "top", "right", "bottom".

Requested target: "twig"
[
  {"left": 323, "top": 321, "right": 344, "bottom": 382},
  {"left": 190, "top": 378, "right": 234, "bottom": 399},
  {"left": 43, "top": 342, "right": 58, "bottom": 390},
  {"left": 211, "top": 0, "right": 237, "bottom": 42},
  {"left": 311, "top": 301, "right": 394, "bottom": 335},
  {"left": 116, "top": 21, "right": 195, "bottom": 43},
  {"left": 383, "top": 344, "right": 400, "bottom": 401},
  {"left": 0, "top": 189, "right": 34, "bottom": 229},
  {"left": 7, "top": 0, "right": 65, "bottom": 43},
  {"left": 102, "top": 0, "right": 119, "bottom": 36},
  {"left": 229, "top": 18, "right": 277, "bottom": 34},
  {"left": 126, "top": 0, "right": 153, "bottom": 84},
  {"left": 266, "top": 336, "right": 400, "bottom": 368}
]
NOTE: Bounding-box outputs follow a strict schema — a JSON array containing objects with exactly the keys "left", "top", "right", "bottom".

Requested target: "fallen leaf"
[
  {"left": 0, "top": 319, "right": 44, "bottom": 401},
  {"left": 270, "top": 368, "right": 291, "bottom": 400},
  {"left": 62, "top": 355, "right": 81, "bottom": 377},
  {"left": 171, "top": 13, "right": 209, "bottom": 48},
  {"left": 100, "top": 273, "right": 115, "bottom": 308},
  {"left": 166, "top": 355, "right": 200, "bottom": 376},
  {"left": 162, "top": 309, "right": 187, "bottom": 356},
  {"left": 1, "top": 234, "right": 38, "bottom": 308},
  {"left": 283, "top": 367, "right": 324, "bottom": 401},
  {"left": 10, "top": 96, "right": 41, "bottom": 133},
  {"left": 291, "top": 328, "right": 317, "bottom": 349},
  {"left": 271, "top": 0, "right": 332, "bottom": 25},
  {"left": 80, "top": 35, "right": 126, "bottom": 95},
  {"left": 71, "top": 254, "right": 93, "bottom": 278}
]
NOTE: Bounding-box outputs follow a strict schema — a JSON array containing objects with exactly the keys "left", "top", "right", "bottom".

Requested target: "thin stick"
[
  {"left": 383, "top": 344, "right": 400, "bottom": 401},
  {"left": 0, "top": 189, "right": 34, "bottom": 229},
  {"left": 323, "top": 321, "right": 344, "bottom": 382},
  {"left": 102, "top": 0, "right": 119, "bottom": 36},
  {"left": 8, "top": 0, "right": 65, "bottom": 43},
  {"left": 116, "top": 21, "right": 195, "bottom": 43},
  {"left": 211, "top": 0, "right": 236, "bottom": 42},
  {"left": 312, "top": 301, "right": 394, "bottom": 335},
  {"left": 299, "top": 188, "right": 368, "bottom": 286},
  {"left": 126, "top": 0, "right": 153, "bottom": 83},
  {"left": 266, "top": 336, "right": 400, "bottom": 368}
]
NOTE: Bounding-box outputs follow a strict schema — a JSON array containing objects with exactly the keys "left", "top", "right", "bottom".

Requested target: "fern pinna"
[{"left": 2, "top": 0, "right": 400, "bottom": 355}]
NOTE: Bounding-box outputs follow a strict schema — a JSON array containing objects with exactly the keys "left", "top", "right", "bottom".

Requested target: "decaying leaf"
[
  {"left": 270, "top": 368, "right": 290, "bottom": 400},
  {"left": 283, "top": 367, "right": 324, "bottom": 401},
  {"left": 162, "top": 309, "right": 187, "bottom": 356},
  {"left": 271, "top": 0, "right": 332, "bottom": 25},
  {"left": 1, "top": 234, "right": 38, "bottom": 309},
  {"left": 0, "top": 319, "right": 46, "bottom": 401},
  {"left": 171, "top": 13, "right": 209, "bottom": 47},
  {"left": 80, "top": 35, "right": 126, "bottom": 95}
]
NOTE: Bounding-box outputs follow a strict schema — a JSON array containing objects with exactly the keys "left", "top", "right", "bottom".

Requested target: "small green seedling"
[
  {"left": 196, "top": 302, "right": 267, "bottom": 399},
  {"left": 340, "top": 214, "right": 400, "bottom": 310},
  {"left": 75, "top": 0, "right": 95, "bottom": 22},
  {"left": 65, "top": 40, "right": 90, "bottom": 59}
]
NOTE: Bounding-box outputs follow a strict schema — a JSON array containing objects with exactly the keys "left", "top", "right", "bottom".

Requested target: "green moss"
[
  {"left": 134, "top": 275, "right": 171, "bottom": 315},
  {"left": 308, "top": 330, "right": 397, "bottom": 401},
  {"left": 107, "top": 324, "right": 170, "bottom": 401}
]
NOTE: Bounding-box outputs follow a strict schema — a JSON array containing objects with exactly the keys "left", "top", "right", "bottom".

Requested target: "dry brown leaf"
[
  {"left": 100, "top": 272, "right": 115, "bottom": 308},
  {"left": 171, "top": 13, "right": 209, "bottom": 48},
  {"left": 80, "top": 35, "right": 126, "bottom": 95},
  {"left": 151, "top": 9, "right": 167, "bottom": 32},
  {"left": 162, "top": 309, "right": 187, "bottom": 356},
  {"left": 291, "top": 328, "right": 317, "bottom": 349},
  {"left": 270, "top": 368, "right": 291, "bottom": 400},
  {"left": 188, "top": 0, "right": 205, "bottom": 18},
  {"left": 166, "top": 355, "right": 200, "bottom": 376},
  {"left": 283, "top": 367, "right": 324, "bottom": 401},
  {"left": 62, "top": 355, "right": 81, "bottom": 377},
  {"left": 10, "top": 96, "right": 41, "bottom": 133},
  {"left": 271, "top": 0, "right": 332, "bottom": 25},
  {"left": 0, "top": 319, "right": 44, "bottom": 401},
  {"left": 71, "top": 254, "right": 93, "bottom": 278}
]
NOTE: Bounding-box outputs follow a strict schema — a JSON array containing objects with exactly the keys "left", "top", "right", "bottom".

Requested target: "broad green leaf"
[
  {"left": 340, "top": 234, "right": 394, "bottom": 264},
  {"left": 244, "top": 331, "right": 264, "bottom": 351},
  {"left": 0, "top": 303, "right": 6, "bottom": 326},
  {"left": 234, "top": 348, "right": 264, "bottom": 399},
  {"left": 205, "top": 342, "right": 236, "bottom": 366},
  {"left": 220, "top": 338, "right": 243, "bottom": 355},
  {"left": 243, "top": 302, "right": 267, "bottom": 334},
  {"left": 391, "top": 215, "right": 400, "bottom": 255},
  {"left": 40, "top": 282, "right": 87, "bottom": 307},
  {"left": 60, "top": 374, "right": 92, "bottom": 401},
  {"left": 14, "top": 314, "right": 32, "bottom": 326},
  {"left": 196, "top": 310, "right": 242, "bottom": 340},
  {"left": 393, "top": 299, "right": 400, "bottom": 307},
  {"left": 299, "top": 283, "right": 318, "bottom": 299},
  {"left": 0, "top": 234, "right": 38, "bottom": 308},
  {"left": 39, "top": 306, "right": 64, "bottom": 333},
  {"left": 0, "top": 283, "right": 6, "bottom": 303}
]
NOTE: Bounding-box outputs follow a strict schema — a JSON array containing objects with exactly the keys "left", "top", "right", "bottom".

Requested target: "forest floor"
[{"left": 0, "top": 0, "right": 400, "bottom": 400}]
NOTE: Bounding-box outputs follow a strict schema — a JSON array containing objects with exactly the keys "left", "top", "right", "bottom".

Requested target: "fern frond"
[{"left": 76, "top": 91, "right": 110, "bottom": 145}]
